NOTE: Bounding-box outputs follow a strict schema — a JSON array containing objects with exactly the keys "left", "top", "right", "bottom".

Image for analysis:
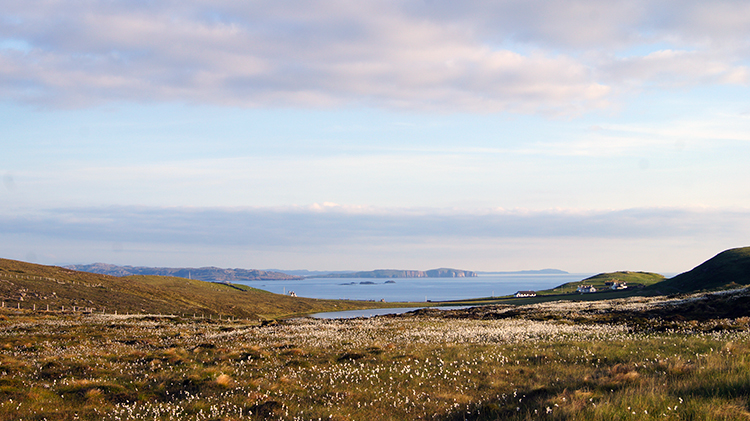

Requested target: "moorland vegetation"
[
  {"left": 1, "top": 247, "right": 750, "bottom": 420},
  {"left": 2, "top": 289, "right": 750, "bottom": 420}
]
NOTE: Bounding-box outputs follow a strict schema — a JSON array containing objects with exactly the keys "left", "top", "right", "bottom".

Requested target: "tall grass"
[{"left": 1, "top": 310, "right": 749, "bottom": 420}]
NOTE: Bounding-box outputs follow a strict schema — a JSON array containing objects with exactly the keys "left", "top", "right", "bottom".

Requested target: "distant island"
[
  {"left": 64, "top": 263, "right": 303, "bottom": 281},
  {"left": 309, "top": 268, "right": 477, "bottom": 278}
]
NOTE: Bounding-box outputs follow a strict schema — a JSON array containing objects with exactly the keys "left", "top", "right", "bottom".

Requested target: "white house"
[
  {"left": 514, "top": 290, "right": 537, "bottom": 298},
  {"left": 576, "top": 285, "right": 597, "bottom": 293}
]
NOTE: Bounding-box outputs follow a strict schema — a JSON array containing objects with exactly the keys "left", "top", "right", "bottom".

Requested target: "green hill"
[
  {"left": 0, "top": 258, "right": 405, "bottom": 319},
  {"left": 543, "top": 271, "right": 665, "bottom": 295},
  {"left": 651, "top": 246, "right": 750, "bottom": 294}
]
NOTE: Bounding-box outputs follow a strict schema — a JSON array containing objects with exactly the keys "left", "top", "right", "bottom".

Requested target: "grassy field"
[{"left": 2, "top": 289, "right": 750, "bottom": 420}]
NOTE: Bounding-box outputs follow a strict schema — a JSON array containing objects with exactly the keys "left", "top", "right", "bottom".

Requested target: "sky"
[{"left": 1, "top": 1, "right": 750, "bottom": 274}]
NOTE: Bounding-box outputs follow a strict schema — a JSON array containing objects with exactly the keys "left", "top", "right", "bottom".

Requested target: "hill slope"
[
  {"left": 0, "top": 258, "right": 400, "bottom": 319},
  {"left": 543, "top": 271, "right": 665, "bottom": 294},
  {"left": 65, "top": 263, "right": 302, "bottom": 281},
  {"left": 652, "top": 246, "right": 750, "bottom": 293}
]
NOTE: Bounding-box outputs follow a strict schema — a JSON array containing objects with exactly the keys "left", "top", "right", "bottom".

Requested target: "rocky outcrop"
[{"left": 425, "top": 268, "right": 477, "bottom": 278}]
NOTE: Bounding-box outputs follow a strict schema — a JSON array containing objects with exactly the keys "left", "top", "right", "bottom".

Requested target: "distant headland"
[
  {"left": 64, "top": 263, "right": 303, "bottom": 281},
  {"left": 65, "top": 264, "right": 569, "bottom": 280}
]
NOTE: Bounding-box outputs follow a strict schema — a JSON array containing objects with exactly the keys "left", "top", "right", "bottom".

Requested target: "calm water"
[
  {"left": 311, "top": 306, "right": 471, "bottom": 319},
  {"left": 233, "top": 273, "right": 591, "bottom": 303}
]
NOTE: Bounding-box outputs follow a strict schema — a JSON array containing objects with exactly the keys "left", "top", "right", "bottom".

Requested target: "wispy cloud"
[
  {"left": 602, "top": 49, "right": 749, "bottom": 89},
  {"left": 3, "top": 2, "right": 749, "bottom": 272},
  {"left": 1, "top": 1, "right": 747, "bottom": 113}
]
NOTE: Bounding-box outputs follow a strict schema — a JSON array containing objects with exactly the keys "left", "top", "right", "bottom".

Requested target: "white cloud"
[{"left": 2, "top": 1, "right": 747, "bottom": 113}]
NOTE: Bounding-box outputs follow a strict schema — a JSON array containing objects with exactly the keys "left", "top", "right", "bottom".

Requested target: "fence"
[{"left": 0, "top": 271, "right": 246, "bottom": 321}]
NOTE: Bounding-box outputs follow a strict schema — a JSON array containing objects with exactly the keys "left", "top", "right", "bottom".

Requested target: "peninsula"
[{"left": 65, "top": 263, "right": 303, "bottom": 281}]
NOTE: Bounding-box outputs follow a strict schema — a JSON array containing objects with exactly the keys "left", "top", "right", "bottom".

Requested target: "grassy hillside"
[
  {"left": 0, "top": 258, "right": 408, "bottom": 319},
  {"left": 540, "top": 271, "right": 665, "bottom": 295},
  {"left": 651, "top": 246, "right": 750, "bottom": 294},
  {"left": 438, "top": 271, "right": 666, "bottom": 307}
]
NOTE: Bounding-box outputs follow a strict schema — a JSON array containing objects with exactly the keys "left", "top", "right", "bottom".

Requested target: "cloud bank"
[
  {"left": 3, "top": 205, "right": 746, "bottom": 245},
  {"left": 1, "top": 205, "right": 747, "bottom": 272},
  {"left": 2, "top": 1, "right": 748, "bottom": 113}
]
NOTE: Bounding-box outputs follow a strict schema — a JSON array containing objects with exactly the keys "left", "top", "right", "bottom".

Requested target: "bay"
[
  {"left": 233, "top": 273, "right": 592, "bottom": 302},
  {"left": 310, "top": 306, "right": 471, "bottom": 319}
]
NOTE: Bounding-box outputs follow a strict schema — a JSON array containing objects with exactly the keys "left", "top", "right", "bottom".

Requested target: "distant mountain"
[
  {"left": 311, "top": 268, "right": 477, "bottom": 278},
  {"left": 478, "top": 269, "right": 569, "bottom": 275},
  {"left": 65, "top": 263, "right": 303, "bottom": 281},
  {"left": 652, "top": 246, "right": 750, "bottom": 293}
]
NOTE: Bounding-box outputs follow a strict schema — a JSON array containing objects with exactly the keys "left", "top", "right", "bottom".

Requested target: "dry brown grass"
[{"left": 2, "top": 304, "right": 750, "bottom": 420}]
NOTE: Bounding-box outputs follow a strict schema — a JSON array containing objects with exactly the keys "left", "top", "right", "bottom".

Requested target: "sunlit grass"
[{"left": 1, "top": 308, "right": 750, "bottom": 420}]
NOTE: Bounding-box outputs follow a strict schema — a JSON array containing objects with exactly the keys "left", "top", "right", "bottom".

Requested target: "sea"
[{"left": 232, "top": 273, "right": 592, "bottom": 303}]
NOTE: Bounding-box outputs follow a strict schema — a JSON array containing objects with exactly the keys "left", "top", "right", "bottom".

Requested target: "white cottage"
[{"left": 576, "top": 285, "right": 597, "bottom": 293}]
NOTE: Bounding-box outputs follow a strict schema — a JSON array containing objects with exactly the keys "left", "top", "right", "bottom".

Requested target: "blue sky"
[{"left": 2, "top": 1, "right": 750, "bottom": 273}]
